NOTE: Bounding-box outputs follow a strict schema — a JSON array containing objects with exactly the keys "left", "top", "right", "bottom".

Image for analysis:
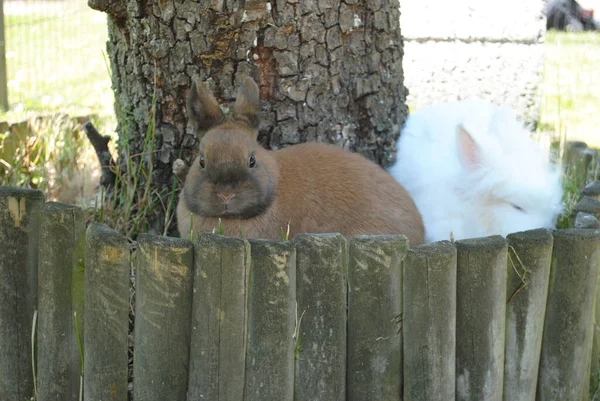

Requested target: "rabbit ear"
[
  {"left": 456, "top": 125, "right": 481, "bottom": 170},
  {"left": 232, "top": 76, "right": 260, "bottom": 134},
  {"left": 187, "top": 78, "right": 225, "bottom": 134}
]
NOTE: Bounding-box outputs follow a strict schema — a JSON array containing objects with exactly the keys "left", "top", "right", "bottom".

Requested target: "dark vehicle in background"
[{"left": 547, "top": 0, "right": 600, "bottom": 31}]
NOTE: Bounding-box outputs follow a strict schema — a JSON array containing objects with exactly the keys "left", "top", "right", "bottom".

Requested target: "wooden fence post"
[
  {"left": 570, "top": 196, "right": 600, "bottom": 227},
  {"left": 403, "top": 240, "right": 457, "bottom": 401},
  {"left": 581, "top": 181, "right": 600, "bottom": 201},
  {"left": 37, "top": 202, "right": 86, "bottom": 401},
  {"left": 455, "top": 236, "right": 508, "bottom": 401},
  {"left": 0, "top": 187, "right": 44, "bottom": 401},
  {"left": 503, "top": 229, "right": 553, "bottom": 401},
  {"left": 84, "top": 223, "right": 130, "bottom": 401},
  {"left": 346, "top": 235, "right": 407, "bottom": 401},
  {"left": 187, "top": 233, "right": 251, "bottom": 401},
  {"left": 293, "top": 233, "right": 347, "bottom": 401},
  {"left": 579, "top": 181, "right": 600, "bottom": 397},
  {"left": 537, "top": 229, "right": 600, "bottom": 401},
  {"left": 244, "top": 239, "right": 296, "bottom": 401},
  {"left": 134, "top": 234, "right": 194, "bottom": 401}
]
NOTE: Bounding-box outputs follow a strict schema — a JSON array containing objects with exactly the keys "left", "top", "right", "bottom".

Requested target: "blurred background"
[
  {"left": 0, "top": 0, "right": 598, "bottom": 216},
  {"left": 0, "top": 0, "right": 111, "bottom": 206},
  {"left": 401, "top": 0, "right": 600, "bottom": 147},
  {"left": 2, "top": 0, "right": 110, "bottom": 114}
]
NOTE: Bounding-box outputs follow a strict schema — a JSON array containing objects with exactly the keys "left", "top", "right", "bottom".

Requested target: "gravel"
[
  {"left": 400, "top": 0, "right": 547, "bottom": 42},
  {"left": 399, "top": 0, "right": 548, "bottom": 129}
]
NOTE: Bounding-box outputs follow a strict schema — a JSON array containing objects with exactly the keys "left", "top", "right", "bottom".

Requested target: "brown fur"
[{"left": 176, "top": 77, "right": 425, "bottom": 245}]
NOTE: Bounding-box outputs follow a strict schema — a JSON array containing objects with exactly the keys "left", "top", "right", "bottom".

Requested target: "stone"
[{"left": 575, "top": 212, "right": 600, "bottom": 229}]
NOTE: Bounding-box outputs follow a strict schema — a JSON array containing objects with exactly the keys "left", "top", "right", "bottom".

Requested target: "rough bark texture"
[{"left": 90, "top": 0, "right": 407, "bottom": 234}]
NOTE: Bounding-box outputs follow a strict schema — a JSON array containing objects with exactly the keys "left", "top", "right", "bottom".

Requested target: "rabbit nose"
[{"left": 216, "top": 192, "right": 236, "bottom": 203}]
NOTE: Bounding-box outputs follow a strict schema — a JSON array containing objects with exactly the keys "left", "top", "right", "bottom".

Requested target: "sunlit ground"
[
  {"left": 2, "top": 0, "right": 113, "bottom": 120},
  {"left": 539, "top": 31, "right": 600, "bottom": 148}
]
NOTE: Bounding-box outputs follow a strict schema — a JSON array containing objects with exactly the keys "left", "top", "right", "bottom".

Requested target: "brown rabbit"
[{"left": 176, "top": 76, "right": 425, "bottom": 245}]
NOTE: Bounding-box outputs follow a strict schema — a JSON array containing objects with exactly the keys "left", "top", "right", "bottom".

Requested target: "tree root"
[{"left": 82, "top": 121, "right": 117, "bottom": 189}]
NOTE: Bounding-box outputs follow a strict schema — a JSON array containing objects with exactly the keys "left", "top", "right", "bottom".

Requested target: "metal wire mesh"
[{"left": 3, "top": 0, "right": 111, "bottom": 114}]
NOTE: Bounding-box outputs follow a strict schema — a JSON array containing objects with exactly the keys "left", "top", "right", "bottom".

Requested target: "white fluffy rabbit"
[{"left": 388, "top": 99, "right": 564, "bottom": 243}]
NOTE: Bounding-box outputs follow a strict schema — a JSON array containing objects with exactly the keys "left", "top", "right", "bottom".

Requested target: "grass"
[
  {"left": 294, "top": 303, "right": 306, "bottom": 360},
  {"left": 88, "top": 74, "right": 181, "bottom": 239},
  {"left": 3, "top": 1, "right": 113, "bottom": 117},
  {"left": 539, "top": 31, "right": 600, "bottom": 149},
  {"left": 0, "top": 113, "right": 106, "bottom": 206},
  {"left": 539, "top": 31, "right": 600, "bottom": 227}
]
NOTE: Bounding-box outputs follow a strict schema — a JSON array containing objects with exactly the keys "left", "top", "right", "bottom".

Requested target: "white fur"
[{"left": 388, "top": 99, "right": 564, "bottom": 243}]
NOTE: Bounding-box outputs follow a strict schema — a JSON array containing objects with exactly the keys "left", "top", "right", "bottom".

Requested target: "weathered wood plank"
[
  {"left": 347, "top": 235, "right": 408, "bottom": 401},
  {"left": 293, "top": 233, "right": 347, "bottom": 401},
  {"left": 592, "top": 269, "right": 600, "bottom": 397},
  {"left": 403, "top": 240, "right": 457, "bottom": 401},
  {"left": 503, "top": 229, "right": 553, "bottom": 401},
  {"left": 244, "top": 239, "right": 296, "bottom": 401},
  {"left": 537, "top": 229, "right": 600, "bottom": 401},
  {"left": 0, "top": 187, "right": 44, "bottom": 401},
  {"left": 37, "top": 202, "right": 86, "bottom": 401},
  {"left": 134, "top": 234, "right": 194, "bottom": 401},
  {"left": 187, "top": 233, "right": 251, "bottom": 401},
  {"left": 84, "top": 223, "right": 130, "bottom": 401},
  {"left": 455, "top": 236, "right": 508, "bottom": 401}
]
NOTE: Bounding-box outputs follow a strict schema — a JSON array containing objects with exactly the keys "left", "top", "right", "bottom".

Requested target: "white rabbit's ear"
[{"left": 456, "top": 125, "right": 481, "bottom": 170}]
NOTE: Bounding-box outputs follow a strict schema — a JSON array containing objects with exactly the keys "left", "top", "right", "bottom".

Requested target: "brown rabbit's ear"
[
  {"left": 232, "top": 76, "right": 260, "bottom": 133},
  {"left": 187, "top": 79, "right": 225, "bottom": 133}
]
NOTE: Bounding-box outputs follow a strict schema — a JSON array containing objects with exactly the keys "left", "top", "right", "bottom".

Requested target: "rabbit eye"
[
  {"left": 199, "top": 156, "right": 205, "bottom": 168},
  {"left": 511, "top": 203, "right": 525, "bottom": 212},
  {"left": 248, "top": 154, "right": 256, "bottom": 168}
]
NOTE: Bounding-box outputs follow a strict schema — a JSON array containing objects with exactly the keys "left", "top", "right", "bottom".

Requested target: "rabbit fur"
[
  {"left": 388, "top": 99, "right": 564, "bottom": 243},
  {"left": 176, "top": 76, "right": 425, "bottom": 244}
]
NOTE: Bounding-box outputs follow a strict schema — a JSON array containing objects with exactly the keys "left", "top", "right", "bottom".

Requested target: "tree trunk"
[{"left": 89, "top": 0, "right": 408, "bottom": 236}]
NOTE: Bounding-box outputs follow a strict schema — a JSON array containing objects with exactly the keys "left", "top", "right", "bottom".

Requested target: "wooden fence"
[{"left": 2, "top": 185, "right": 600, "bottom": 401}]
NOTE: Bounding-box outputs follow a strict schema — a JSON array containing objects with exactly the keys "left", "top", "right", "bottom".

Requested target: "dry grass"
[
  {"left": 0, "top": 0, "right": 115, "bottom": 216},
  {"left": 0, "top": 114, "right": 107, "bottom": 206}
]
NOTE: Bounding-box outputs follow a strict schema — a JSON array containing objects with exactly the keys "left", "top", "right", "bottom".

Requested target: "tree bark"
[{"left": 90, "top": 0, "right": 408, "bottom": 235}]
